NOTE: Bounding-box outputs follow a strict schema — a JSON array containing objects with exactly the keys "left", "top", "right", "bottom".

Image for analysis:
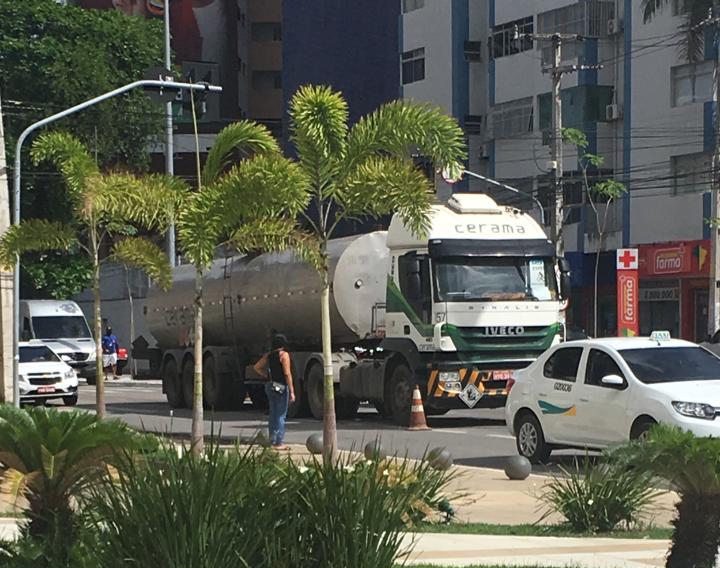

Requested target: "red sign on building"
[
  {"left": 616, "top": 249, "right": 639, "bottom": 337},
  {"left": 638, "top": 240, "right": 710, "bottom": 277}
]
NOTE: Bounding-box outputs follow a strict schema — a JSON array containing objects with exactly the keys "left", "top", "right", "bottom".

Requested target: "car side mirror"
[{"left": 601, "top": 374, "right": 625, "bottom": 388}]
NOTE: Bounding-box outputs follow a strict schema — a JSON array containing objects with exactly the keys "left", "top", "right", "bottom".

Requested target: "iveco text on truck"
[{"left": 141, "top": 194, "right": 571, "bottom": 425}]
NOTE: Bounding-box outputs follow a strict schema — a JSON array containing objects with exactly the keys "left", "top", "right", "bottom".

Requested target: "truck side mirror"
[{"left": 558, "top": 257, "right": 571, "bottom": 300}]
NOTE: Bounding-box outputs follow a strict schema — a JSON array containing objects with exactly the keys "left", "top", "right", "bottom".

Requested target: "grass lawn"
[
  {"left": 410, "top": 522, "right": 671, "bottom": 540},
  {"left": 403, "top": 565, "right": 565, "bottom": 568}
]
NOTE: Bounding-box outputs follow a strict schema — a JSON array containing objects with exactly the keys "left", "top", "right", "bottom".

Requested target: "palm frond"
[
  {"left": 201, "top": 120, "right": 280, "bottom": 187},
  {"left": 111, "top": 237, "right": 172, "bottom": 291},
  {"left": 344, "top": 99, "right": 467, "bottom": 179},
  {"left": 30, "top": 132, "right": 98, "bottom": 207},
  {"left": 641, "top": 0, "right": 711, "bottom": 61},
  {"left": 289, "top": 85, "right": 349, "bottom": 191},
  {"left": 176, "top": 186, "right": 226, "bottom": 269},
  {"left": 339, "top": 156, "right": 433, "bottom": 238},
  {"left": 0, "top": 220, "right": 78, "bottom": 270},
  {"left": 213, "top": 153, "right": 310, "bottom": 223},
  {"left": 92, "top": 173, "right": 187, "bottom": 231},
  {"left": 641, "top": 0, "right": 670, "bottom": 23}
]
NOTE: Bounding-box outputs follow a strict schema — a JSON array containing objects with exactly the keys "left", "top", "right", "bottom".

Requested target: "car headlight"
[
  {"left": 672, "top": 401, "right": 716, "bottom": 420},
  {"left": 439, "top": 371, "right": 462, "bottom": 393},
  {"left": 64, "top": 369, "right": 76, "bottom": 380}
]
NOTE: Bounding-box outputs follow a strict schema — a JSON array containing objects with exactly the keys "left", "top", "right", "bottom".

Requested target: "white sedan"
[
  {"left": 19, "top": 342, "right": 79, "bottom": 406},
  {"left": 505, "top": 332, "right": 720, "bottom": 463}
]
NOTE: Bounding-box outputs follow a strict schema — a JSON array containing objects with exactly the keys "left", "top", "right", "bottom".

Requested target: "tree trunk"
[
  {"left": 594, "top": 238, "right": 601, "bottom": 337},
  {"left": 320, "top": 274, "right": 337, "bottom": 463},
  {"left": 191, "top": 266, "right": 204, "bottom": 456},
  {"left": 667, "top": 494, "right": 720, "bottom": 568},
  {"left": 92, "top": 231, "right": 104, "bottom": 419},
  {"left": 126, "top": 267, "right": 136, "bottom": 378}
]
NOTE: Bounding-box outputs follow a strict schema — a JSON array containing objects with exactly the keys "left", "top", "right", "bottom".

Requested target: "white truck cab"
[{"left": 19, "top": 300, "right": 97, "bottom": 382}]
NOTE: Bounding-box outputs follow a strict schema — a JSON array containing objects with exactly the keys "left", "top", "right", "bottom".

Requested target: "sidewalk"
[
  {"left": 79, "top": 376, "right": 161, "bottom": 387},
  {"left": 404, "top": 533, "right": 670, "bottom": 567}
]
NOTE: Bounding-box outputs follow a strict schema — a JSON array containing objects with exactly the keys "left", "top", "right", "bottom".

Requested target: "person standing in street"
[
  {"left": 102, "top": 325, "right": 119, "bottom": 381},
  {"left": 253, "top": 334, "right": 295, "bottom": 450}
]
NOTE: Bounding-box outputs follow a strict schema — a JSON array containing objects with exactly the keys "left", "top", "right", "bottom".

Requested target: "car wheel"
[
  {"left": 85, "top": 374, "right": 97, "bottom": 386},
  {"left": 63, "top": 395, "right": 78, "bottom": 407},
  {"left": 631, "top": 417, "right": 657, "bottom": 441},
  {"left": 516, "top": 412, "right": 552, "bottom": 464}
]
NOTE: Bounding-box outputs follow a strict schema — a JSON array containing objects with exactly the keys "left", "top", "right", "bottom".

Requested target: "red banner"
[{"left": 617, "top": 249, "right": 639, "bottom": 337}]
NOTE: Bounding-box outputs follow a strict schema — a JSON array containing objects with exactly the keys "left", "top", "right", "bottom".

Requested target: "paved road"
[{"left": 66, "top": 383, "right": 586, "bottom": 470}]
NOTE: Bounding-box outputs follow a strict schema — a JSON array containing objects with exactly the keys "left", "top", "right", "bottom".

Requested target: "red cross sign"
[{"left": 616, "top": 248, "right": 638, "bottom": 270}]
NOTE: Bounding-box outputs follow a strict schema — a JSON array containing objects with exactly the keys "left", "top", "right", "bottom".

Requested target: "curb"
[{"left": 79, "top": 379, "right": 162, "bottom": 388}]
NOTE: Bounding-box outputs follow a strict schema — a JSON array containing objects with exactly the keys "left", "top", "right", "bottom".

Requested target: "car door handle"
[{"left": 579, "top": 397, "right": 589, "bottom": 402}]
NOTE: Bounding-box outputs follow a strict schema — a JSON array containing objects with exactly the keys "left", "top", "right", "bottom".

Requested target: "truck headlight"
[
  {"left": 672, "top": 401, "right": 716, "bottom": 420},
  {"left": 439, "top": 371, "right": 462, "bottom": 393}
]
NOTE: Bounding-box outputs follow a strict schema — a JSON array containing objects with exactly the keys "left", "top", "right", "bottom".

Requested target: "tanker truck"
[{"left": 141, "top": 193, "right": 571, "bottom": 425}]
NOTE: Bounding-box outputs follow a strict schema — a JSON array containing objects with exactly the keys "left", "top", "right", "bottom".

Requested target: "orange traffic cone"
[{"left": 408, "top": 385, "right": 431, "bottom": 431}]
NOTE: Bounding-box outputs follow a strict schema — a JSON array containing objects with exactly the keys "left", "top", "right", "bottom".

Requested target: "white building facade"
[{"left": 401, "top": 0, "right": 715, "bottom": 341}]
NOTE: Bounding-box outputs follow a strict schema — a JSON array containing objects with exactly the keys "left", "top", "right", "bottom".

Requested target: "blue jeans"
[{"left": 265, "top": 382, "right": 289, "bottom": 446}]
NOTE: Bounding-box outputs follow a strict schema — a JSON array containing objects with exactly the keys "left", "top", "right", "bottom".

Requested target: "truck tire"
[
  {"left": 202, "top": 356, "right": 231, "bottom": 410},
  {"left": 307, "top": 363, "right": 324, "bottom": 420},
  {"left": 164, "top": 359, "right": 184, "bottom": 409},
  {"left": 182, "top": 358, "right": 195, "bottom": 410},
  {"left": 389, "top": 364, "right": 414, "bottom": 427},
  {"left": 287, "top": 372, "right": 309, "bottom": 419}
]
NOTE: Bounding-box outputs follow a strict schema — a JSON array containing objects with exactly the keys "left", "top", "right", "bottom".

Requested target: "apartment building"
[{"left": 401, "top": 0, "right": 715, "bottom": 340}]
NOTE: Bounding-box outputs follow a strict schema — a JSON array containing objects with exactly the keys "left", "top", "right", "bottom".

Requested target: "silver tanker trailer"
[{"left": 141, "top": 193, "right": 571, "bottom": 425}]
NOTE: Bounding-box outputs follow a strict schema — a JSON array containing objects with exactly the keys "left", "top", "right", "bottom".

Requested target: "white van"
[{"left": 20, "top": 300, "right": 97, "bottom": 384}]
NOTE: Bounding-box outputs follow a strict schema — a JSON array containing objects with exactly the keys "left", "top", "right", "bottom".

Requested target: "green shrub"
[
  {"left": 85, "top": 442, "right": 452, "bottom": 568},
  {"left": 540, "top": 455, "right": 658, "bottom": 533}
]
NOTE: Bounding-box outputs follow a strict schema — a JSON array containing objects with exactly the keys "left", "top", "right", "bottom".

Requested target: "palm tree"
[
  {"left": 642, "top": 0, "right": 715, "bottom": 62},
  {"left": 612, "top": 424, "right": 720, "bottom": 568},
  {"left": 175, "top": 121, "right": 309, "bottom": 455},
  {"left": 286, "top": 85, "right": 467, "bottom": 459},
  {"left": 0, "top": 405, "right": 148, "bottom": 544},
  {"left": 0, "top": 132, "right": 180, "bottom": 418}
]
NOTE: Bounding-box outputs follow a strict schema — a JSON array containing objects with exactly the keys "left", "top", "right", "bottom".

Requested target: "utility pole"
[
  {"left": 0, "top": 91, "right": 13, "bottom": 404},
  {"left": 517, "top": 29, "right": 601, "bottom": 259},
  {"left": 164, "top": 0, "right": 176, "bottom": 267},
  {"left": 706, "top": 7, "right": 720, "bottom": 337}
]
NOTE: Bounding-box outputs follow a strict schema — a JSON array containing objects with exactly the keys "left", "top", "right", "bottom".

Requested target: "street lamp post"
[{"left": 12, "top": 79, "right": 222, "bottom": 407}]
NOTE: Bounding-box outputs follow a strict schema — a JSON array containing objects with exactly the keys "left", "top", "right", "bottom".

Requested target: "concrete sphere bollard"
[
  {"left": 306, "top": 433, "right": 323, "bottom": 455},
  {"left": 428, "top": 447, "right": 453, "bottom": 470},
  {"left": 364, "top": 441, "right": 387, "bottom": 461},
  {"left": 504, "top": 455, "right": 532, "bottom": 480}
]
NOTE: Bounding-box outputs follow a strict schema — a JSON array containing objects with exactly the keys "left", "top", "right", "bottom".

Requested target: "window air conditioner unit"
[
  {"left": 607, "top": 18, "right": 622, "bottom": 35},
  {"left": 606, "top": 103, "right": 622, "bottom": 121}
]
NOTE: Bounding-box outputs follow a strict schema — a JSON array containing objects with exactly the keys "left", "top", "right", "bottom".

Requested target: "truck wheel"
[
  {"left": 202, "top": 356, "right": 229, "bottom": 410},
  {"left": 164, "top": 359, "right": 184, "bottom": 409},
  {"left": 182, "top": 359, "right": 195, "bottom": 410},
  {"left": 307, "top": 363, "right": 324, "bottom": 420},
  {"left": 515, "top": 412, "right": 551, "bottom": 464},
  {"left": 389, "top": 364, "right": 414, "bottom": 427},
  {"left": 287, "top": 372, "right": 310, "bottom": 419}
]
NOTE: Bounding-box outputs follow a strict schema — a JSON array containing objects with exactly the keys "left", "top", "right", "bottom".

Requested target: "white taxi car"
[
  {"left": 506, "top": 332, "right": 720, "bottom": 463},
  {"left": 19, "top": 341, "right": 79, "bottom": 406}
]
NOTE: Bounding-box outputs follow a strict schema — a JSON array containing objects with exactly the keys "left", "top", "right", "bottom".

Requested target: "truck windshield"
[
  {"left": 620, "top": 347, "right": 720, "bottom": 383},
  {"left": 434, "top": 257, "right": 558, "bottom": 302},
  {"left": 32, "top": 316, "right": 91, "bottom": 339},
  {"left": 20, "top": 346, "right": 59, "bottom": 363}
]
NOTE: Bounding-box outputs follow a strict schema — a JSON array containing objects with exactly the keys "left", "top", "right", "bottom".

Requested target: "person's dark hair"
[
  {"left": 106, "top": 326, "right": 112, "bottom": 335},
  {"left": 271, "top": 334, "right": 288, "bottom": 351}
]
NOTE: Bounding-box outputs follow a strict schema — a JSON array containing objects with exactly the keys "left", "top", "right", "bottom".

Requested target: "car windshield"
[
  {"left": 434, "top": 257, "right": 558, "bottom": 302},
  {"left": 32, "top": 316, "right": 91, "bottom": 339},
  {"left": 20, "top": 346, "right": 59, "bottom": 363},
  {"left": 620, "top": 347, "right": 720, "bottom": 383}
]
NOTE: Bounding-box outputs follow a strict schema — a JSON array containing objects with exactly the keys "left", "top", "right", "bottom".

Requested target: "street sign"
[
  {"left": 142, "top": 66, "right": 180, "bottom": 104},
  {"left": 616, "top": 248, "right": 639, "bottom": 337}
]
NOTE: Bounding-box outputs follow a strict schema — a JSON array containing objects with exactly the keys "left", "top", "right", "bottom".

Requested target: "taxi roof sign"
[{"left": 650, "top": 330, "right": 671, "bottom": 342}]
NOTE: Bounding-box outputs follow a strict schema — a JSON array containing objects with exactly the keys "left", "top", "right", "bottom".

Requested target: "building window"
[
  {"left": 251, "top": 70, "right": 282, "bottom": 91},
  {"left": 537, "top": 1, "right": 614, "bottom": 62},
  {"left": 251, "top": 22, "right": 282, "bottom": 42},
  {"left": 538, "top": 85, "right": 614, "bottom": 130},
  {"left": 491, "top": 16, "right": 533, "bottom": 59},
  {"left": 671, "top": 152, "right": 712, "bottom": 194},
  {"left": 403, "top": 0, "right": 424, "bottom": 13},
  {"left": 402, "top": 48, "right": 425, "bottom": 85},
  {"left": 671, "top": 61, "right": 713, "bottom": 107},
  {"left": 491, "top": 97, "right": 533, "bottom": 139}
]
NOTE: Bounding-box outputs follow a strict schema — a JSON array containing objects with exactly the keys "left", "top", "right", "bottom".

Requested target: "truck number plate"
[
  {"left": 37, "top": 387, "right": 55, "bottom": 394},
  {"left": 459, "top": 384, "right": 483, "bottom": 408},
  {"left": 492, "top": 370, "right": 512, "bottom": 381}
]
